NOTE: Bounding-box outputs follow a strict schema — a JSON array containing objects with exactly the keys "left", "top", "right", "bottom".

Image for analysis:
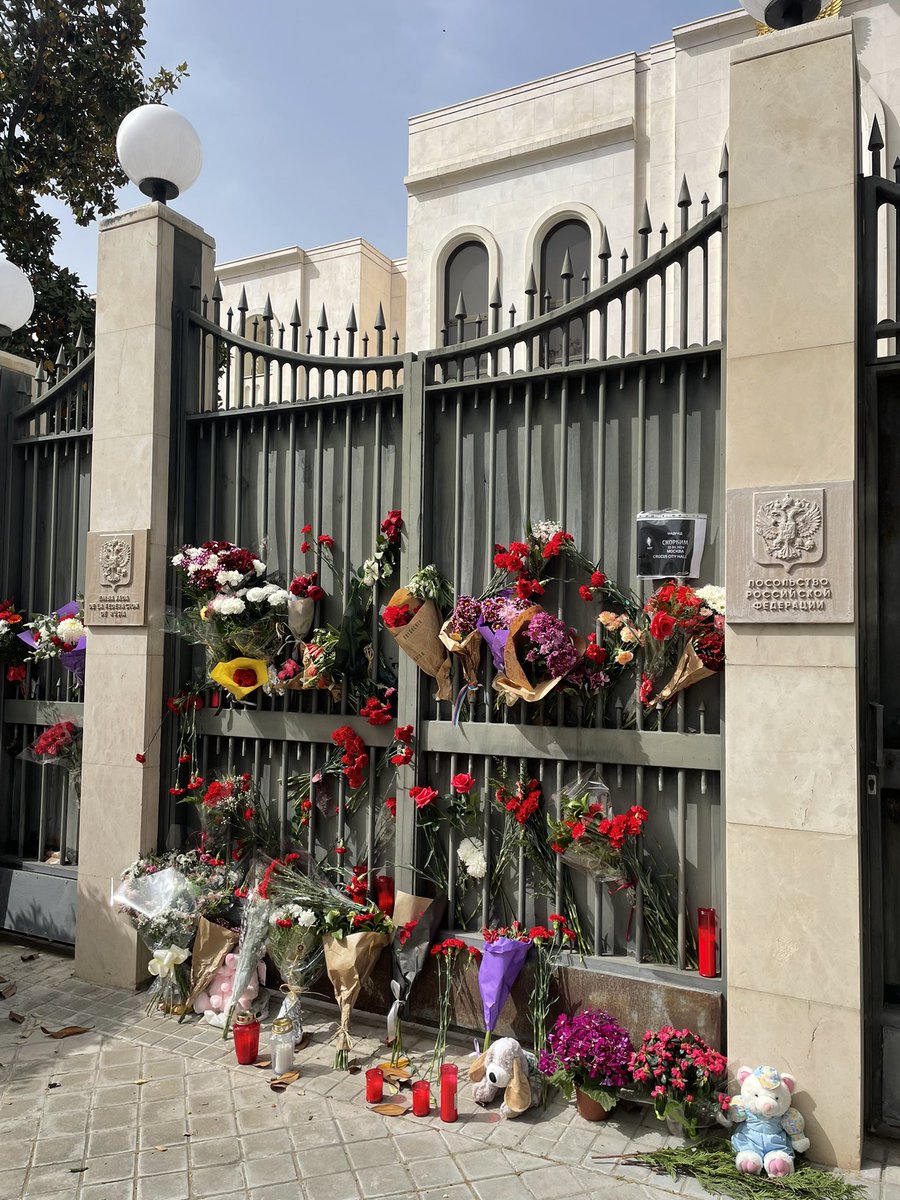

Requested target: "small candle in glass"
[
  {"left": 374, "top": 875, "right": 395, "bottom": 916},
  {"left": 232, "top": 1011, "right": 260, "bottom": 1065},
  {"left": 269, "top": 1017, "right": 295, "bottom": 1076},
  {"left": 439, "top": 1063, "right": 458, "bottom": 1122},
  {"left": 412, "top": 1080, "right": 431, "bottom": 1116},
  {"left": 698, "top": 907, "right": 718, "bottom": 978},
  {"left": 365, "top": 1068, "right": 384, "bottom": 1103}
]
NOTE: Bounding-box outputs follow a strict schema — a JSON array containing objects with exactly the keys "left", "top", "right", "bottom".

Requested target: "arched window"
[
  {"left": 443, "top": 240, "right": 489, "bottom": 345},
  {"left": 539, "top": 219, "right": 591, "bottom": 363}
]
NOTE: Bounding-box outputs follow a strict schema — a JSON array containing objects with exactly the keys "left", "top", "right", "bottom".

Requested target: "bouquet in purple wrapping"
[
  {"left": 478, "top": 923, "right": 532, "bottom": 1050},
  {"left": 19, "top": 601, "right": 86, "bottom": 685}
]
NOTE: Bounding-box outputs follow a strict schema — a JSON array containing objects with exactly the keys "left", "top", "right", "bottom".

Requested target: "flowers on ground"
[
  {"left": 539, "top": 1009, "right": 633, "bottom": 1110},
  {"left": 629, "top": 1025, "right": 727, "bottom": 1137}
]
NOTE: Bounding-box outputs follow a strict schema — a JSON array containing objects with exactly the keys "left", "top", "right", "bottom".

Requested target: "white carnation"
[
  {"left": 531, "top": 519, "right": 562, "bottom": 545},
  {"left": 171, "top": 553, "right": 184, "bottom": 567},
  {"left": 245, "top": 587, "right": 269, "bottom": 603},
  {"left": 57, "top": 618, "right": 85, "bottom": 643},
  {"left": 210, "top": 594, "right": 246, "bottom": 616},
  {"left": 695, "top": 585, "right": 725, "bottom": 615},
  {"left": 216, "top": 570, "right": 243, "bottom": 588},
  {"left": 266, "top": 589, "right": 289, "bottom": 609},
  {"left": 458, "top": 837, "right": 487, "bottom": 881},
  {"left": 186, "top": 562, "right": 201, "bottom": 575},
  {"left": 205, "top": 554, "right": 220, "bottom": 570},
  {"left": 253, "top": 559, "right": 266, "bottom": 576}
]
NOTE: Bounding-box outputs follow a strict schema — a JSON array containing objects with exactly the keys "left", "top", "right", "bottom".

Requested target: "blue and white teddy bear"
[{"left": 728, "top": 1065, "right": 810, "bottom": 1177}]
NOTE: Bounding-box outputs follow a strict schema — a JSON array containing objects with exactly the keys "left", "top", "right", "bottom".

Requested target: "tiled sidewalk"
[{"left": 0, "top": 938, "right": 889, "bottom": 1200}]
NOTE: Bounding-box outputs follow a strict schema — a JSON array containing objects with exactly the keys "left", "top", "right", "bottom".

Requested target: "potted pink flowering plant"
[
  {"left": 629, "top": 1025, "right": 728, "bottom": 1138},
  {"left": 538, "top": 1008, "right": 633, "bottom": 1121}
]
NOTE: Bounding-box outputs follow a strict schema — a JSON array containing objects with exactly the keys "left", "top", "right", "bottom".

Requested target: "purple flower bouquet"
[
  {"left": 539, "top": 1008, "right": 633, "bottom": 1112},
  {"left": 476, "top": 593, "right": 531, "bottom": 672},
  {"left": 494, "top": 605, "right": 585, "bottom": 706},
  {"left": 478, "top": 932, "right": 531, "bottom": 1048}
]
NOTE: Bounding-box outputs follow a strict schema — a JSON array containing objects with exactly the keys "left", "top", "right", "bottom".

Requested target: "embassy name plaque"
[
  {"left": 726, "top": 482, "right": 853, "bottom": 624},
  {"left": 84, "top": 530, "right": 149, "bottom": 626}
]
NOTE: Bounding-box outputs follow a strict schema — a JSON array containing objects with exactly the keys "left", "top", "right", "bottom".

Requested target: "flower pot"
[{"left": 575, "top": 1087, "right": 613, "bottom": 1122}]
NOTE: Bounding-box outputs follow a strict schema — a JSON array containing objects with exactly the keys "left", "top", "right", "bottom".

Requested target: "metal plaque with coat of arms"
[
  {"left": 84, "top": 530, "right": 149, "bottom": 626},
  {"left": 726, "top": 482, "right": 853, "bottom": 623}
]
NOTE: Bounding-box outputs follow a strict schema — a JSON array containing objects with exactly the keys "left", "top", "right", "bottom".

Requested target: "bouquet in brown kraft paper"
[
  {"left": 321, "top": 907, "right": 392, "bottom": 1069},
  {"left": 382, "top": 566, "right": 454, "bottom": 702},
  {"left": 494, "top": 606, "right": 585, "bottom": 706},
  {"left": 439, "top": 594, "right": 483, "bottom": 686}
]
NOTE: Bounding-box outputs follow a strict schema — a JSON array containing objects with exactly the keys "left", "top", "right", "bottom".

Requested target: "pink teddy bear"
[{"left": 192, "top": 953, "right": 265, "bottom": 1017}]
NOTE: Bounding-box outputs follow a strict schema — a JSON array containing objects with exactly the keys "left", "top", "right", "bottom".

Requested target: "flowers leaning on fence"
[
  {"left": 430, "top": 937, "right": 481, "bottom": 1079},
  {"left": 20, "top": 720, "right": 83, "bottom": 796},
  {"left": 321, "top": 906, "right": 393, "bottom": 1069},
  {"left": 387, "top": 891, "right": 447, "bottom": 1065},
  {"left": 527, "top": 914, "right": 577, "bottom": 1057},
  {"left": 266, "top": 903, "right": 322, "bottom": 1040},
  {"left": 438, "top": 594, "right": 483, "bottom": 686},
  {"left": 478, "top": 923, "right": 532, "bottom": 1051},
  {"left": 186, "top": 771, "right": 280, "bottom": 864},
  {"left": 539, "top": 1009, "right": 633, "bottom": 1113},
  {"left": 630, "top": 1025, "right": 728, "bottom": 1138},
  {"left": 382, "top": 564, "right": 454, "bottom": 702},
  {"left": 494, "top": 605, "right": 585, "bottom": 706},
  {"left": 19, "top": 601, "right": 86, "bottom": 685},
  {"left": 548, "top": 774, "right": 647, "bottom": 883},
  {"left": 0, "top": 601, "right": 27, "bottom": 683}
]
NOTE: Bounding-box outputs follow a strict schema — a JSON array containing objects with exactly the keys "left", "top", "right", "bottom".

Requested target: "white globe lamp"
[
  {"left": 739, "top": 0, "right": 825, "bottom": 27},
  {"left": 0, "top": 254, "right": 35, "bottom": 338},
  {"left": 116, "top": 104, "right": 202, "bottom": 204}
]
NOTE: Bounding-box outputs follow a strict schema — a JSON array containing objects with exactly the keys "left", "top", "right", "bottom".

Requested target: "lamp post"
[
  {"left": 739, "top": 0, "right": 824, "bottom": 27},
  {"left": 0, "top": 254, "right": 35, "bottom": 339},
  {"left": 116, "top": 103, "right": 202, "bottom": 204}
]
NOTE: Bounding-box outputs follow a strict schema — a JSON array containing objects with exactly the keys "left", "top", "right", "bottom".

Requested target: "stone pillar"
[
  {"left": 75, "top": 204, "right": 214, "bottom": 989},
  {"left": 725, "top": 21, "right": 861, "bottom": 1169}
]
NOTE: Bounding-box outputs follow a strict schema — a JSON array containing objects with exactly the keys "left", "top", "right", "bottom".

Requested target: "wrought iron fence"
[
  {"left": 0, "top": 334, "right": 93, "bottom": 880},
  {"left": 167, "top": 168, "right": 726, "bottom": 984}
]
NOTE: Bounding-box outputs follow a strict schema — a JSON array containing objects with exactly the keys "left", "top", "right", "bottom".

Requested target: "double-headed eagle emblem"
[
  {"left": 755, "top": 494, "right": 822, "bottom": 562},
  {"left": 99, "top": 537, "right": 132, "bottom": 589}
]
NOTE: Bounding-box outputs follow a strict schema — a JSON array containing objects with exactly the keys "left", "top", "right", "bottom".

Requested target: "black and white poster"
[{"left": 636, "top": 511, "right": 707, "bottom": 580}]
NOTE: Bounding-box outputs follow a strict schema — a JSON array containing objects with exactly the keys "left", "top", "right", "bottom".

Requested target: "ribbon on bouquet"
[
  {"left": 386, "top": 980, "right": 405, "bottom": 1043},
  {"left": 452, "top": 683, "right": 482, "bottom": 727},
  {"left": 147, "top": 946, "right": 190, "bottom": 979}
]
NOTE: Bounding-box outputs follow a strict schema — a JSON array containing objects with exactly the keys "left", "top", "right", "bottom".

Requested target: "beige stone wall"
[
  {"left": 75, "top": 204, "right": 215, "bottom": 989},
  {"left": 725, "top": 20, "right": 861, "bottom": 1170}
]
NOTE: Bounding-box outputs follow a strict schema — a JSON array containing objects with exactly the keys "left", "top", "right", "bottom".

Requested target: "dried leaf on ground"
[
  {"left": 68, "top": 1167, "right": 88, "bottom": 1174},
  {"left": 0, "top": 982, "right": 17, "bottom": 999},
  {"left": 8, "top": 1012, "right": 24, "bottom": 1025},
  {"left": 382, "top": 1067, "right": 411, "bottom": 1082},
  {"left": 253, "top": 1058, "right": 272, "bottom": 1070},
  {"left": 20, "top": 953, "right": 38, "bottom": 962},
  {"left": 370, "top": 1102, "right": 408, "bottom": 1116},
  {"left": 347, "top": 1060, "right": 361, "bottom": 1075},
  {"left": 153, "top": 1146, "right": 167, "bottom": 1153},
  {"left": 269, "top": 1070, "right": 301, "bottom": 1092},
  {"left": 40, "top": 1025, "right": 92, "bottom": 1039},
  {"left": 295, "top": 1033, "right": 310, "bottom": 1051},
  {"left": 378, "top": 1059, "right": 409, "bottom": 1072},
  {"left": 47, "top": 1082, "right": 61, "bottom": 1089},
  {"left": 132, "top": 1078, "right": 149, "bottom": 1086}
]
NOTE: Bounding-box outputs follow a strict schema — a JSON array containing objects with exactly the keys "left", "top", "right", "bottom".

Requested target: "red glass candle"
[
  {"left": 439, "top": 1063, "right": 458, "bottom": 1122},
  {"left": 232, "top": 1012, "right": 260, "bottom": 1065},
  {"left": 365, "top": 1068, "right": 384, "bottom": 1103},
  {"left": 412, "top": 1080, "right": 431, "bottom": 1116},
  {"left": 375, "top": 875, "right": 395, "bottom": 916},
  {"left": 698, "top": 908, "right": 718, "bottom": 978}
]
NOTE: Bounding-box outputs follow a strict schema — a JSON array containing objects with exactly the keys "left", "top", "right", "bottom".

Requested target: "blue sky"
[{"left": 51, "top": 0, "right": 732, "bottom": 291}]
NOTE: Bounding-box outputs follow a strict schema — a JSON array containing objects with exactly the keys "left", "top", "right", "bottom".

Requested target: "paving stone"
[
  {"left": 395, "top": 1130, "right": 449, "bottom": 1161},
  {"left": 191, "top": 1163, "right": 247, "bottom": 1197},
  {"left": 238, "top": 1129, "right": 294, "bottom": 1159},
  {"left": 0, "top": 1166, "right": 28, "bottom": 1199},
  {"left": 243, "top": 1154, "right": 300, "bottom": 1188},
  {"left": 88, "top": 1127, "right": 138, "bottom": 1157},
  {"left": 32, "top": 1132, "right": 88, "bottom": 1166},
  {"left": 456, "top": 1147, "right": 512, "bottom": 1181},
  {"left": 79, "top": 1181, "right": 136, "bottom": 1200},
  {"left": 249, "top": 1187, "right": 308, "bottom": 1200},
  {"left": 472, "top": 1177, "right": 541, "bottom": 1200},
  {"left": 296, "top": 1144, "right": 351, "bottom": 1178},
  {"left": 135, "top": 1146, "right": 188, "bottom": 1176},
  {"left": 304, "top": 1171, "right": 361, "bottom": 1200},
  {"left": 190, "top": 1137, "right": 242, "bottom": 1168},
  {"left": 408, "top": 1156, "right": 466, "bottom": 1188},
  {"left": 136, "top": 1173, "right": 190, "bottom": 1200},
  {"left": 289, "top": 1119, "right": 343, "bottom": 1151},
  {"left": 418, "top": 1186, "right": 476, "bottom": 1200},
  {"left": 353, "top": 1162, "right": 417, "bottom": 1196},
  {"left": 522, "top": 1163, "right": 589, "bottom": 1199}
]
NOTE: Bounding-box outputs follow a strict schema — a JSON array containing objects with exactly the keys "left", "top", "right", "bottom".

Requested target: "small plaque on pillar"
[
  {"left": 726, "top": 482, "right": 853, "bottom": 623},
  {"left": 84, "top": 530, "right": 149, "bottom": 626}
]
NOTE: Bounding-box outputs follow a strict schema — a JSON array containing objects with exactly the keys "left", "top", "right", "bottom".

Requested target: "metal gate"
[
  {"left": 860, "top": 121, "right": 900, "bottom": 1136},
  {"left": 0, "top": 340, "right": 93, "bottom": 943},
  {"left": 165, "top": 175, "right": 726, "bottom": 985}
]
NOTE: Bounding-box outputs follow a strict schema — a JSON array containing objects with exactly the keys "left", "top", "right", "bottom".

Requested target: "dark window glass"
[
  {"left": 540, "top": 219, "right": 591, "bottom": 363},
  {"left": 444, "top": 241, "right": 489, "bottom": 346}
]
